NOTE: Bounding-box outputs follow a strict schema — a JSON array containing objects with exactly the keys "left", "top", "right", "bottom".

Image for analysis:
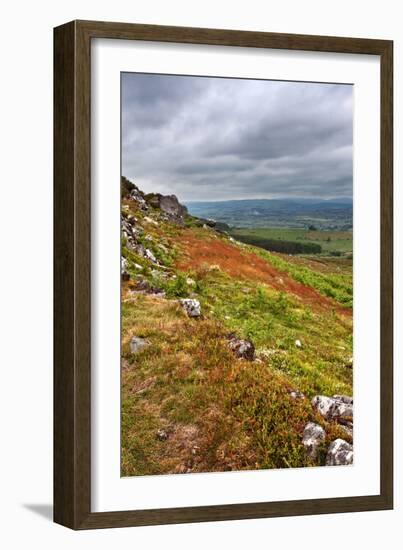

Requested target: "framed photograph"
[{"left": 54, "top": 20, "right": 393, "bottom": 529}]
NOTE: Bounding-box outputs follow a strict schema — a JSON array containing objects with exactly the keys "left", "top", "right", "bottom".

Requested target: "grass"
[
  {"left": 247, "top": 245, "right": 353, "bottom": 308},
  {"left": 230, "top": 227, "right": 353, "bottom": 254},
  {"left": 121, "top": 197, "right": 353, "bottom": 476}
]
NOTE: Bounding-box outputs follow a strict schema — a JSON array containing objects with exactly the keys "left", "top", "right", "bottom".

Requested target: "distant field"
[{"left": 230, "top": 227, "right": 353, "bottom": 255}]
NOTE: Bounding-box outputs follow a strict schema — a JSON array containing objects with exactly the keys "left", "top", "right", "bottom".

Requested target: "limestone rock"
[
  {"left": 311, "top": 395, "right": 353, "bottom": 421},
  {"left": 144, "top": 248, "right": 158, "bottom": 264},
  {"left": 121, "top": 256, "right": 128, "bottom": 273},
  {"left": 179, "top": 298, "right": 201, "bottom": 318},
  {"left": 302, "top": 422, "right": 326, "bottom": 459},
  {"left": 121, "top": 256, "right": 130, "bottom": 280},
  {"left": 227, "top": 336, "right": 255, "bottom": 361},
  {"left": 326, "top": 439, "right": 353, "bottom": 466},
  {"left": 130, "top": 336, "right": 150, "bottom": 354},
  {"left": 145, "top": 193, "right": 188, "bottom": 224}
]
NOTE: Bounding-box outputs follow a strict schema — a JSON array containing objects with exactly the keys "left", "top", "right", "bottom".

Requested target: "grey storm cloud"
[{"left": 122, "top": 72, "right": 353, "bottom": 201}]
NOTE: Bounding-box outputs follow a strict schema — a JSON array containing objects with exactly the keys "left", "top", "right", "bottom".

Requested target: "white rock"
[
  {"left": 156, "top": 429, "right": 168, "bottom": 441},
  {"left": 179, "top": 298, "right": 201, "bottom": 318},
  {"left": 121, "top": 257, "right": 128, "bottom": 274},
  {"left": 295, "top": 339, "right": 302, "bottom": 348},
  {"left": 333, "top": 395, "right": 353, "bottom": 405},
  {"left": 227, "top": 336, "right": 255, "bottom": 361},
  {"left": 311, "top": 395, "right": 353, "bottom": 421},
  {"left": 144, "top": 248, "right": 157, "bottom": 263},
  {"left": 326, "top": 439, "right": 353, "bottom": 466},
  {"left": 134, "top": 263, "right": 143, "bottom": 270},
  {"left": 186, "top": 277, "right": 196, "bottom": 286},
  {"left": 302, "top": 422, "right": 326, "bottom": 459},
  {"left": 130, "top": 336, "right": 149, "bottom": 354}
]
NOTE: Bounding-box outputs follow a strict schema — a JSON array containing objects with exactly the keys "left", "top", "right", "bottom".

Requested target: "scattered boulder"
[
  {"left": 326, "top": 439, "right": 353, "bottom": 466},
  {"left": 179, "top": 298, "right": 201, "bottom": 318},
  {"left": 121, "top": 256, "right": 130, "bottom": 280},
  {"left": 289, "top": 390, "right": 305, "bottom": 400},
  {"left": 227, "top": 335, "right": 255, "bottom": 361},
  {"left": 156, "top": 429, "right": 168, "bottom": 441},
  {"left": 295, "top": 339, "right": 302, "bottom": 348},
  {"left": 302, "top": 422, "right": 326, "bottom": 459},
  {"left": 311, "top": 395, "right": 353, "bottom": 421},
  {"left": 130, "top": 336, "right": 150, "bottom": 354}
]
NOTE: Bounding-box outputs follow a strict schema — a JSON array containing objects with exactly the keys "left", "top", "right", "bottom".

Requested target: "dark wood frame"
[{"left": 54, "top": 20, "right": 393, "bottom": 530}]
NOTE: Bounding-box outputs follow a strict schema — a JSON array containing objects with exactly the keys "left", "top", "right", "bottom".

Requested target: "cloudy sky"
[{"left": 122, "top": 73, "right": 352, "bottom": 202}]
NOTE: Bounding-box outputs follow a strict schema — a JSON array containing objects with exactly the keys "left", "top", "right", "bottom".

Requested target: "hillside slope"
[{"left": 121, "top": 177, "right": 353, "bottom": 476}]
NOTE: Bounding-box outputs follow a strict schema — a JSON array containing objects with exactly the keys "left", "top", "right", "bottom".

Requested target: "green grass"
[
  {"left": 230, "top": 227, "right": 352, "bottom": 255},
  {"left": 121, "top": 286, "right": 352, "bottom": 476},
  {"left": 248, "top": 246, "right": 353, "bottom": 308},
  {"left": 121, "top": 197, "right": 353, "bottom": 476}
]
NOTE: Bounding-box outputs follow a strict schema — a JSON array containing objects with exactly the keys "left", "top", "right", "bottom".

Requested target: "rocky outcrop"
[
  {"left": 179, "top": 298, "right": 201, "bottom": 318},
  {"left": 122, "top": 214, "right": 160, "bottom": 265},
  {"left": 227, "top": 335, "right": 255, "bottom": 361},
  {"left": 326, "top": 438, "right": 353, "bottom": 466},
  {"left": 122, "top": 214, "right": 143, "bottom": 250},
  {"left": 302, "top": 422, "right": 326, "bottom": 459},
  {"left": 122, "top": 176, "right": 149, "bottom": 210},
  {"left": 145, "top": 193, "right": 188, "bottom": 224}
]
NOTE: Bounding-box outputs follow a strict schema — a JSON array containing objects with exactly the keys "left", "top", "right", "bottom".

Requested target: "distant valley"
[{"left": 185, "top": 198, "right": 353, "bottom": 231}]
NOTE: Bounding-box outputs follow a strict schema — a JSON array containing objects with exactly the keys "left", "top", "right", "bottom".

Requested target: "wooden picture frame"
[{"left": 54, "top": 20, "right": 393, "bottom": 529}]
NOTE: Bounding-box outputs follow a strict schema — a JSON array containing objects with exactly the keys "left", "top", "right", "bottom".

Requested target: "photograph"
[{"left": 120, "top": 73, "right": 354, "bottom": 476}]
